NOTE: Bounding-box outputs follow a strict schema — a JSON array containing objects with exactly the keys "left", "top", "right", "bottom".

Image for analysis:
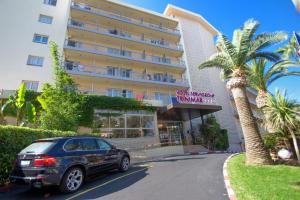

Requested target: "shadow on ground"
[{"left": 0, "top": 166, "right": 149, "bottom": 200}]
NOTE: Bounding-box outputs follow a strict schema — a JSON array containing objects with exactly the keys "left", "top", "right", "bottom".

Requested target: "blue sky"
[{"left": 122, "top": 0, "right": 300, "bottom": 100}]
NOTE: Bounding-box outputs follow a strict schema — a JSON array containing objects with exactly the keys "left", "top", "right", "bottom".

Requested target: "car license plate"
[{"left": 20, "top": 160, "right": 31, "bottom": 167}]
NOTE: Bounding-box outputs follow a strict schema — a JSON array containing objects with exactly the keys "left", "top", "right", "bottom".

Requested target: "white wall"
[
  {"left": 0, "top": 0, "right": 71, "bottom": 91},
  {"left": 174, "top": 15, "right": 242, "bottom": 152}
]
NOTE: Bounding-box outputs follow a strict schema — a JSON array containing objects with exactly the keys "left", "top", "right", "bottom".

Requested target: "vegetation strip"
[
  {"left": 228, "top": 154, "right": 300, "bottom": 200},
  {"left": 66, "top": 167, "right": 149, "bottom": 200}
]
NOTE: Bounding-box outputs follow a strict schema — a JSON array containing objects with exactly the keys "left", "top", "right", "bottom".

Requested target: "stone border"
[{"left": 223, "top": 153, "right": 239, "bottom": 200}]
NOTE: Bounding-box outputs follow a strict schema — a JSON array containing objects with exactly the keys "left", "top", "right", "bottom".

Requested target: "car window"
[
  {"left": 64, "top": 138, "right": 98, "bottom": 151},
  {"left": 96, "top": 139, "right": 112, "bottom": 151},
  {"left": 20, "top": 141, "right": 55, "bottom": 154},
  {"left": 81, "top": 139, "right": 98, "bottom": 150}
]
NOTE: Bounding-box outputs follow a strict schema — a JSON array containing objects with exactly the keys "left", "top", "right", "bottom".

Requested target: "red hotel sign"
[{"left": 176, "top": 90, "right": 215, "bottom": 104}]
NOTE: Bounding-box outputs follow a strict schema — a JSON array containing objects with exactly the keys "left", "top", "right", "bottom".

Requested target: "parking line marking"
[{"left": 65, "top": 167, "right": 148, "bottom": 200}]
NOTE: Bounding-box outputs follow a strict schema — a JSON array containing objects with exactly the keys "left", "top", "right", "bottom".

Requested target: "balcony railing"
[
  {"left": 68, "top": 19, "right": 183, "bottom": 51},
  {"left": 65, "top": 62, "right": 188, "bottom": 87},
  {"left": 71, "top": 2, "right": 181, "bottom": 36},
  {"left": 64, "top": 40, "right": 186, "bottom": 68}
]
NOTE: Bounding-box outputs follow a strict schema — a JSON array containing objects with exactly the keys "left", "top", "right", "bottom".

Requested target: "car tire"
[
  {"left": 119, "top": 156, "right": 130, "bottom": 172},
  {"left": 59, "top": 167, "right": 84, "bottom": 193}
]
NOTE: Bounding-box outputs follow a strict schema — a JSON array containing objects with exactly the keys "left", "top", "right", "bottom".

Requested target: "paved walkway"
[{"left": 1, "top": 154, "right": 229, "bottom": 200}]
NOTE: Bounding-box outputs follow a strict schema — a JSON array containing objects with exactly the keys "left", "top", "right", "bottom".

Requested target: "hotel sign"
[{"left": 175, "top": 90, "right": 216, "bottom": 104}]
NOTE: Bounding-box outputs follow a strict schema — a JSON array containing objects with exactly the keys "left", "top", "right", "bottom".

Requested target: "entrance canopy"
[{"left": 157, "top": 99, "right": 222, "bottom": 121}]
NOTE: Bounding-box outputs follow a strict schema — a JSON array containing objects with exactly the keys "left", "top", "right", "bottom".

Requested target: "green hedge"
[
  {"left": 79, "top": 95, "right": 156, "bottom": 127},
  {"left": 0, "top": 125, "right": 93, "bottom": 185}
]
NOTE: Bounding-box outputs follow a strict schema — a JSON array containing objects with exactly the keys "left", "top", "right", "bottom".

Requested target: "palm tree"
[
  {"left": 248, "top": 58, "right": 300, "bottom": 109},
  {"left": 264, "top": 90, "right": 300, "bottom": 163},
  {"left": 199, "top": 19, "right": 287, "bottom": 165},
  {"left": 277, "top": 32, "right": 300, "bottom": 62}
]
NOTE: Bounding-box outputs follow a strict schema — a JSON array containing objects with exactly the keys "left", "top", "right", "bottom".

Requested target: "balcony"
[
  {"left": 71, "top": 2, "right": 181, "bottom": 36},
  {"left": 68, "top": 19, "right": 183, "bottom": 53},
  {"left": 64, "top": 40, "right": 186, "bottom": 70},
  {"left": 65, "top": 62, "right": 189, "bottom": 88}
]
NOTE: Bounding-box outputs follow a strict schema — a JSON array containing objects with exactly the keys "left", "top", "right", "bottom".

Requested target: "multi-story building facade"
[{"left": 0, "top": 0, "right": 262, "bottom": 151}]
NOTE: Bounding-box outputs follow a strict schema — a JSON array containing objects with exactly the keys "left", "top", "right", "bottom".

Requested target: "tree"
[
  {"left": 248, "top": 58, "right": 300, "bottom": 109},
  {"left": 200, "top": 115, "right": 229, "bottom": 151},
  {"left": 264, "top": 90, "right": 300, "bottom": 163},
  {"left": 1, "top": 83, "right": 36, "bottom": 126},
  {"left": 277, "top": 32, "right": 300, "bottom": 62},
  {"left": 38, "top": 42, "right": 81, "bottom": 131},
  {"left": 199, "top": 19, "right": 287, "bottom": 165}
]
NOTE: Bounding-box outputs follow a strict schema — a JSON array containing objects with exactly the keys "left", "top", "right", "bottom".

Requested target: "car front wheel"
[
  {"left": 59, "top": 167, "right": 84, "bottom": 193},
  {"left": 119, "top": 156, "right": 130, "bottom": 172}
]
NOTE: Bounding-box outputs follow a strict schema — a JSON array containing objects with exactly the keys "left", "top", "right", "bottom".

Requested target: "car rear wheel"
[
  {"left": 119, "top": 156, "right": 130, "bottom": 172},
  {"left": 59, "top": 167, "right": 84, "bottom": 193}
]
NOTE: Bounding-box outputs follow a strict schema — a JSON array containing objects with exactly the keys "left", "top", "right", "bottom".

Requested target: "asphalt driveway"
[{"left": 1, "top": 154, "right": 229, "bottom": 200}]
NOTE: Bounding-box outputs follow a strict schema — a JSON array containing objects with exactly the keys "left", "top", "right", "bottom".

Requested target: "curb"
[{"left": 223, "top": 153, "right": 239, "bottom": 200}]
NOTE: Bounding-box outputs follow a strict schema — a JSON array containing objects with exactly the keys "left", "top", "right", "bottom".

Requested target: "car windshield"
[{"left": 20, "top": 141, "right": 55, "bottom": 154}]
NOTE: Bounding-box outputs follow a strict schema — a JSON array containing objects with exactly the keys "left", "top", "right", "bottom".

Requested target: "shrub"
[
  {"left": 215, "top": 129, "right": 229, "bottom": 150},
  {"left": 79, "top": 95, "right": 155, "bottom": 127},
  {"left": 0, "top": 125, "right": 94, "bottom": 185}
]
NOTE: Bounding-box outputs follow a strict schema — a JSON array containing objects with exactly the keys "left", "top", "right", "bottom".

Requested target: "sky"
[{"left": 122, "top": 0, "right": 300, "bottom": 100}]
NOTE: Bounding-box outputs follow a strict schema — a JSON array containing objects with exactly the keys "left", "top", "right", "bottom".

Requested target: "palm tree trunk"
[
  {"left": 290, "top": 130, "right": 300, "bottom": 163},
  {"left": 231, "top": 86, "right": 273, "bottom": 165},
  {"left": 256, "top": 90, "right": 268, "bottom": 109}
]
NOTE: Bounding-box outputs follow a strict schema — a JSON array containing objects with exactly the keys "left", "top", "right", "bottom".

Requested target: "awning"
[{"left": 157, "top": 102, "right": 222, "bottom": 121}]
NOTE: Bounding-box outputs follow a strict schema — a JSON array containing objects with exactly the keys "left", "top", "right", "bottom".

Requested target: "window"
[
  {"left": 27, "top": 55, "right": 44, "bottom": 67},
  {"left": 96, "top": 139, "right": 112, "bottom": 151},
  {"left": 22, "top": 81, "right": 39, "bottom": 91},
  {"left": 120, "top": 68, "right": 132, "bottom": 78},
  {"left": 20, "top": 141, "right": 55, "bottom": 154},
  {"left": 64, "top": 139, "right": 98, "bottom": 151},
  {"left": 155, "top": 93, "right": 171, "bottom": 105},
  {"left": 38, "top": 14, "right": 53, "bottom": 24},
  {"left": 43, "top": 0, "right": 57, "bottom": 6},
  {"left": 127, "top": 115, "right": 140, "bottom": 128},
  {"left": 81, "top": 139, "right": 98, "bottom": 150},
  {"left": 107, "top": 89, "right": 121, "bottom": 97},
  {"left": 107, "top": 67, "right": 118, "bottom": 76},
  {"left": 33, "top": 34, "right": 49, "bottom": 44}
]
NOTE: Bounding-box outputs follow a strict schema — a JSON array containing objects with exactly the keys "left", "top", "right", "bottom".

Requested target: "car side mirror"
[{"left": 111, "top": 145, "right": 117, "bottom": 149}]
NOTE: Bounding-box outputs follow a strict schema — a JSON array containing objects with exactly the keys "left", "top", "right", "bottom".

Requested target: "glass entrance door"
[{"left": 158, "top": 121, "right": 183, "bottom": 146}]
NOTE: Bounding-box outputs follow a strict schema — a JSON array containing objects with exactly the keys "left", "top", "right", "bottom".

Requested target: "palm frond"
[
  {"left": 199, "top": 53, "right": 233, "bottom": 70},
  {"left": 250, "top": 32, "right": 287, "bottom": 53},
  {"left": 236, "top": 20, "right": 260, "bottom": 65},
  {"left": 267, "top": 71, "right": 300, "bottom": 86},
  {"left": 216, "top": 34, "right": 237, "bottom": 64}
]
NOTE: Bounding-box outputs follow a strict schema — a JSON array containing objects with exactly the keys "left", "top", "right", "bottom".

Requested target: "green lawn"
[{"left": 228, "top": 154, "right": 300, "bottom": 200}]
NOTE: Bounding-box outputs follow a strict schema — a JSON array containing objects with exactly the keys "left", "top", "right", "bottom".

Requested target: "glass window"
[
  {"left": 127, "top": 129, "right": 142, "bottom": 138},
  {"left": 107, "top": 48, "right": 120, "bottom": 55},
  {"left": 107, "top": 67, "right": 118, "bottom": 76},
  {"left": 141, "top": 116, "right": 154, "bottom": 128},
  {"left": 143, "top": 129, "right": 155, "bottom": 137},
  {"left": 96, "top": 139, "right": 112, "bottom": 151},
  {"left": 127, "top": 115, "right": 140, "bottom": 128},
  {"left": 20, "top": 141, "right": 54, "bottom": 154},
  {"left": 27, "top": 55, "right": 44, "bottom": 67},
  {"left": 33, "top": 34, "right": 49, "bottom": 44},
  {"left": 110, "top": 115, "right": 125, "bottom": 128},
  {"left": 64, "top": 139, "right": 81, "bottom": 151},
  {"left": 120, "top": 68, "right": 132, "bottom": 78},
  {"left": 81, "top": 139, "right": 98, "bottom": 150},
  {"left": 111, "top": 129, "right": 125, "bottom": 138},
  {"left": 22, "top": 80, "right": 39, "bottom": 91},
  {"left": 97, "top": 116, "right": 109, "bottom": 128},
  {"left": 39, "top": 14, "right": 53, "bottom": 24},
  {"left": 43, "top": 0, "right": 57, "bottom": 6},
  {"left": 107, "top": 89, "right": 121, "bottom": 97}
]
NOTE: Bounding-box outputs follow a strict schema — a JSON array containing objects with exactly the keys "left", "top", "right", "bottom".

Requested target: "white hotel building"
[{"left": 0, "top": 0, "right": 263, "bottom": 152}]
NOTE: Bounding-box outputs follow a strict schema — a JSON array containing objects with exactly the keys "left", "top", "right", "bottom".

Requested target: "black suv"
[{"left": 10, "top": 137, "right": 130, "bottom": 193}]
